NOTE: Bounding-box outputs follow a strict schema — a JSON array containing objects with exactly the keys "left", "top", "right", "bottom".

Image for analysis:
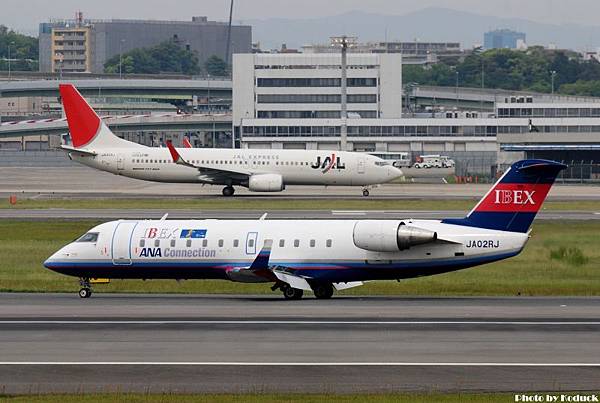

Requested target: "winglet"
[
  {"left": 183, "top": 136, "right": 193, "bottom": 148},
  {"left": 249, "top": 239, "right": 273, "bottom": 271},
  {"left": 59, "top": 84, "right": 101, "bottom": 148}
]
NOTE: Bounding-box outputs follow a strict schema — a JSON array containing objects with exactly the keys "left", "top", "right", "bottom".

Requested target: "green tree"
[
  {"left": 104, "top": 40, "right": 201, "bottom": 75},
  {"left": 0, "top": 25, "right": 39, "bottom": 72},
  {"left": 204, "top": 55, "right": 229, "bottom": 77},
  {"left": 402, "top": 47, "right": 600, "bottom": 97}
]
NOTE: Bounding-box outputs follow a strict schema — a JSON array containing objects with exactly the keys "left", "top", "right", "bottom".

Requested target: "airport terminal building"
[{"left": 231, "top": 53, "right": 600, "bottom": 177}]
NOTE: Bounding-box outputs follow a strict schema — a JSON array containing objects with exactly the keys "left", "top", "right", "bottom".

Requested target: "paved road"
[
  {"left": 2, "top": 167, "right": 600, "bottom": 200},
  {"left": 1, "top": 208, "right": 599, "bottom": 220},
  {"left": 1, "top": 294, "right": 599, "bottom": 394}
]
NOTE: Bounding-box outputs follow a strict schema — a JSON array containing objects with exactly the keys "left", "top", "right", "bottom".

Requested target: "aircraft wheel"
[
  {"left": 282, "top": 287, "right": 303, "bottom": 300},
  {"left": 222, "top": 186, "right": 235, "bottom": 197},
  {"left": 313, "top": 283, "right": 334, "bottom": 299},
  {"left": 78, "top": 288, "right": 92, "bottom": 298},
  {"left": 362, "top": 189, "right": 370, "bottom": 197}
]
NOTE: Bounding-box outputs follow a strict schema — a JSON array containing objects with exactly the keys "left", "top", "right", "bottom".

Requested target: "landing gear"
[
  {"left": 78, "top": 278, "right": 92, "bottom": 298},
  {"left": 222, "top": 186, "right": 235, "bottom": 197},
  {"left": 282, "top": 285, "right": 304, "bottom": 300},
  {"left": 78, "top": 288, "right": 92, "bottom": 298},
  {"left": 362, "top": 188, "right": 370, "bottom": 197},
  {"left": 312, "top": 283, "right": 334, "bottom": 299}
]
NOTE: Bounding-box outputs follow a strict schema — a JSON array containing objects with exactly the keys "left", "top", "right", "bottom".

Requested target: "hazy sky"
[{"left": 4, "top": 0, "right": 599, "bottom": 34}]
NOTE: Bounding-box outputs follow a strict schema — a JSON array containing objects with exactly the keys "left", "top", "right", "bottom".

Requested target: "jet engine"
[
  {"left": 248, "top": 174, "right": 285, "bottom": 192},
  {"left": 352, "top": 221, "right": 437, "bottom": 252}
]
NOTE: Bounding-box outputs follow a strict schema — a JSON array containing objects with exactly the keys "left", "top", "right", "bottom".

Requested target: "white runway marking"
[
  {"left": 1, "top": 320, "right": 600, "bottom": 325},
  {"left": 0, "top": 362, "right": 599, "bottom": 366}
]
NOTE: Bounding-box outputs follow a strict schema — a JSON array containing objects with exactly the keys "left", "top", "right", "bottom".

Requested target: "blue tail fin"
[{"left": 443, "top": 159, "right": 567, "bottom": 233}]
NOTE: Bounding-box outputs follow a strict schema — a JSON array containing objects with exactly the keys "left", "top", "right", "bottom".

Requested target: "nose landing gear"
[
  {"left": 362, "top": 188, "right": 370, "bottom": 197},
  {"left": 78, "top": 278, "right": 92, "bottom": 298}
]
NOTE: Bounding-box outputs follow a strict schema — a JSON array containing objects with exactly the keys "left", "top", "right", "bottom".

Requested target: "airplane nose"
[{"left": 388, "top": 166, "right": 404, "bottom": 179}]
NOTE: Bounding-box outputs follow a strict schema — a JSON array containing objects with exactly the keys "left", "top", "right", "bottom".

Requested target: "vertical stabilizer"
[{"left": 443, "top": 160, "right": 567, "bottom": 233}]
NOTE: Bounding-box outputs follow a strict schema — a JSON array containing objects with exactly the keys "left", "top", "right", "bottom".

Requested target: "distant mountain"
[{"left": 245, "top": 8, "right": 600, "bottom": 51}]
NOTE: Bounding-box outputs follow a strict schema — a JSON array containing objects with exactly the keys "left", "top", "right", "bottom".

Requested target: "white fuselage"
[
  {"left": 45, "top": 218, "right": 529, "bottom": 284},
  {"left": 70, "top": 146, "right": 401, "bottom": 187}
]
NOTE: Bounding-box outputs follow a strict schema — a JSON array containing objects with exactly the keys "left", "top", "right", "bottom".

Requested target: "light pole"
[
  {"left": 119, "top": 39, "right": 125, "bottom": 79},
  {"left": 207, "top": 73, "right": 211, "bottom": 115},
  {"left": 455, "top": 71, "right": 459, "bottom": 110},
  {"left": 331, "top": 35, "right": 357, "bottom": 151},
  {"left": 480, "top": 57, "right": 485, "bottom": 111},
  {"left": 550, "top": 70, "right": 557, "bottom": 99},
  {"left": 8, "top": 41, "right": 14, "bottom": 81}
]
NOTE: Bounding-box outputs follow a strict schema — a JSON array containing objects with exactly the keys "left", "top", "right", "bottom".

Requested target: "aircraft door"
[
  {"left": 246, "top": 232, "right": 258, "bottom": 255},
  {"left": 357, "top": 158, "right": 366, "bottom": 174},
  {"left": 111, "top": 221, "right": 138, "bottom": 265},
  {"left": 117, "top": 154, "right": 125, "bottom": 171}
]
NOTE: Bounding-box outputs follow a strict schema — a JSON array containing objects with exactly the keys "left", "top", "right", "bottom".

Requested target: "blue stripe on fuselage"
[{"left": 44, "top": 250, "right": 521, "bottom": 282}]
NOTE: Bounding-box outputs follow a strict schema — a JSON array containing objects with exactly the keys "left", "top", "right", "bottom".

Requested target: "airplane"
[
  {"left": 58, "top": 84, "right": 402, "bottom": 197},
  {"left": 44, "top": 159, "right": 566, "bottom": 299}
]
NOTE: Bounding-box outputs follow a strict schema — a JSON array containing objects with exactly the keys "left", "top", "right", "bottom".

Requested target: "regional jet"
[
  {"left": 44, "top": 159, "right": 566, "bottom": 299},
  {"left": 58, "top": 84, "right": 402, "bottom": 196}
]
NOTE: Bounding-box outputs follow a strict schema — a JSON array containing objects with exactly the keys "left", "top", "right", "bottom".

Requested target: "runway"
[
  {"left": 1, "top": 208, "right": 599, "bottom": 220},
  {"left": 1, "top": 293, "right": 600, "bottom": 394},
  {"left": 3, "top": 166, "right": 600, "bottom": 200}
]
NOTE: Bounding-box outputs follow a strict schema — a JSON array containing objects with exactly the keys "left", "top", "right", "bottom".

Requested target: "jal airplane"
[
  {"left": 44, "top": 159, "right": 566, "bottom": 299},
  {"left": 58, "top": 84, "right": 402, "bottom": 197}
]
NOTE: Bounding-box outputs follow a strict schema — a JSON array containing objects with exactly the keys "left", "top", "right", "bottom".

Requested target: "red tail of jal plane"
[{"left": 59, "top": 84, "right": 136, "bottom": 149}]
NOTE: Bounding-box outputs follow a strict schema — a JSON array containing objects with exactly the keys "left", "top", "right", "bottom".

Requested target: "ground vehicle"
[{"left": 413, "top": 155, "right": 455, "bottom": 169}]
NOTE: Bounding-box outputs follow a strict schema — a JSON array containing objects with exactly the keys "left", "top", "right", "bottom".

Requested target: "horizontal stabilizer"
[{"left": 60, "top": 145, "right": 97, "bottom": 156}]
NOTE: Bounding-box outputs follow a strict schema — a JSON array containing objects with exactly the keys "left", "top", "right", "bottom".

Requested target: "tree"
[
  {"left": 0, "top": 25, "right": 39, "bottom": 72},
  {"left": 204, "top": 55, "right": 229, "bottom": 77},
  {"left": 402, "top": 47, "right": 600, "bottom": 97},
  {"left": 104, "top": 40, "right": 201, "bottom": 75}
]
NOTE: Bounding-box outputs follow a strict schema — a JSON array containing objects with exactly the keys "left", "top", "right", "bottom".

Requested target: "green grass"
[
  {"left": 1, "top": 220, "right": 599, "bottom": 296},
  {"left": 0, "top": 392, "right": 568, "bottom": 403},
  {"left": 3, "top": 198, "right": 600, "bottom": 211}
]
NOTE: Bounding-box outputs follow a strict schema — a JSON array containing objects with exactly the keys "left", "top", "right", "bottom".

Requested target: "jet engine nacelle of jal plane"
[
  {"left": 44, "top": 159, "right": 567, "bottom": 300},
  {"left": 58, "top": 84, "right": 403, "bottom": 197}
]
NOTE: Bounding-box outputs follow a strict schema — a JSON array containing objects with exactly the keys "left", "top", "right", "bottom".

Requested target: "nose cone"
[{"left": 387, "top": 166, "right": 404, "bottom": 181}]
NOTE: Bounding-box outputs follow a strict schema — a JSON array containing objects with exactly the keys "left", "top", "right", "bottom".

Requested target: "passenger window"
[
  {"left": 202, "top": 239, "right": 208, "bottom": 247},
  {"left": 154, "top": 239, "right": 160, "bottom": 247},
  {"left": 139, "top": 239, "right": 145, "bottom": 247},
  {"left": 326, "top": 239, "right": 332, "bottom": 248},
  {"left": 233, "top": 239, "right": 239, "bottom": 247},
  {"left": 310, "top": 239, "right": 316, "bottom": 247},
  {"left": 218, "top": 239, "right": 224, "bottom": 247},
  {"left": 279, "top": 239, "right": 285, "bottom": 247},
  {"left": 170, "top": 239, "right": 176, "bottom": 247},
  {"left": 186, "top": 239, "right": 192, "bottom": 247},
  {"left": 294, "top": 239, "right": 300, "bottom": 248}
]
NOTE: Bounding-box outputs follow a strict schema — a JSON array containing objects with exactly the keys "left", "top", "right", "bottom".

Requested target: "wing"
[{"left": 166, "top": 140, "right": 250, "bottom": 184}]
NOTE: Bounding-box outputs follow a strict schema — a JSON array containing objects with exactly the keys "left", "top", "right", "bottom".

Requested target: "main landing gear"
[
  {"left": 273, "top": 282, "right": 334, "bottom": 300},
  {"left": 78, "top": 278, "right": 92, "bottom": 298},
  {"left": 222, "top": 186, "right": 235, "bottom": 197}
]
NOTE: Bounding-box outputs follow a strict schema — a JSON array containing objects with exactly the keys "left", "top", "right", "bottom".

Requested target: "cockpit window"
[
  {"left": 375, "top": 161, "right": 391, "bottom": 166},
  {"left": 76, "top": 232, "right": 98, "bottom": 243}
]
